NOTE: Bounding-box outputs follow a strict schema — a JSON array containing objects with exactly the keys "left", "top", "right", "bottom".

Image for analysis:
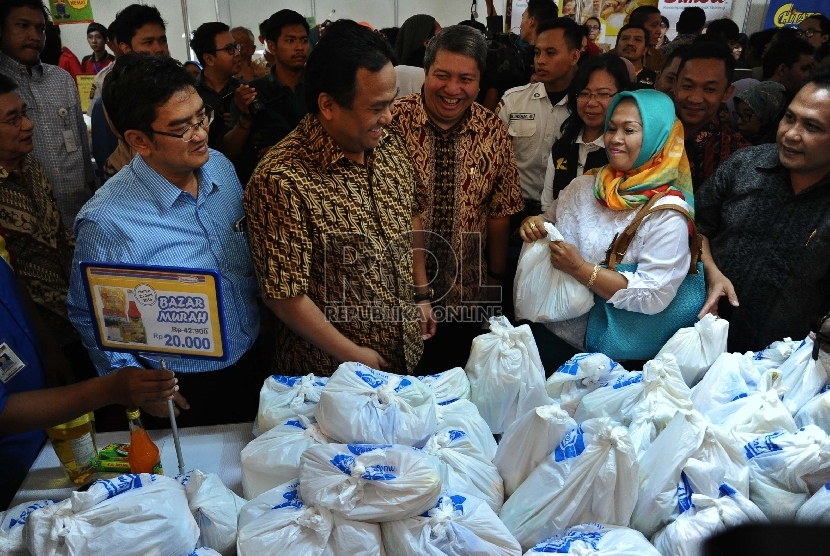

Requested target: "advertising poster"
[
  {"left": 659, "top": 0, "right": 733, "bottom": 40},
  {"left": 593, "top": 0, "right": 658, "bottom": 37},
  {"left": 48, "top": 0, "right": 94, "bottom": 24},
  {"left": 510, "top": 0, "right": 529, "bottom": 34},
  {"left": 764, "top": 1, "right": 825, "bottom": 29},
  {"left": 80, "top": 263, "right": 228, "bottom": 361},
  {"left": 76, "top": 74, "right": 94, "bottom": 113}
]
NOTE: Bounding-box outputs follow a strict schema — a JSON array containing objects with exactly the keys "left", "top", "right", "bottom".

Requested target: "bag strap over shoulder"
[{"left": 605, "top": 190, "right": 702, "bottom": 274}]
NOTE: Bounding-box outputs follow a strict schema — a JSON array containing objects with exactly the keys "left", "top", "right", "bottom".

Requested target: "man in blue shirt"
[{"left": 67, "top": 54, "right": 264, "bottom": 427}]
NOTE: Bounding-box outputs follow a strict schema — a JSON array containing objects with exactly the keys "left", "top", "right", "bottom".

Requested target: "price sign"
[{"left": 80, "top": 262, "right": 228, "bottom": 361}]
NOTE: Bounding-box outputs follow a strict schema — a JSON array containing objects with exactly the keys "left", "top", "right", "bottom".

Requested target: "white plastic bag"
[
  {"left": 796, "top": 483, "right": 830, "bottom": 524},
  {"left": 236, "top": 480, "right": 384, "bottom": 556},
  {"left": 750, "top": 337, "right": 801, "bottom": 374},
  {"left": 0, "top": 499, "right": 58, "bottom": 556},
  {"left": 777, "top": 337, "right": 829, "bottom": 415},
  {"left": 465, "top": 316, "right": 550, "bottom": 434},
  {"left": 189, "top": 549, "right": 222, "bottom": 556},
  {"left": 513, "top": 222, "right": 595, "bottom": 323},
  {"left": 315, "top": 363, "right": 437, "bottom": 447},
  {"left": 690, "top": 352, "right": 761, "bottom": 414},
  {"left": 652, "top": 483, "right": 768, "bottom": 556},
  {"left": 499, "top": 418, "right": 639, "bottom": 551},
  {"left": 573, "top": 370, "right": 644, "bottom": 423},
  {"left": 657, "top": 314, "right": 729, "bottom": 386},
  {"left": 253, "top": 373, "right": 328, "bottom": 436},
  {"left": 179, "top": 470, "right": 246, "bottom": 556},
  {"left": 381, "top": 493, "right": 521, "bottom": 556},
  {"left": 435, "top": 399, "right": 497, "bottom": 461},
  {"left": 241, "top": 414, "right": 330, "bottom": 499},
  {"left": 299, "top": 443, "right": 442, "bottom": 522},
  {"left": 417, "top": 368, "right": 471, "bottom": 405},
  {"left": 744, "top": 426, "right": 830, "bottom": 520},
  {"left": 493, "top": 404, "right": 576, "bottom": 497},
  {"left": 524, "top": 524, "right": 661, "bottom": 556},
  {"left": 423, "top": 429, "right": 504, "bottom": 512},
  {"left": 795, "top": 384, "right": 830, "bottom": 429},
  {"left": 705, "top": 388, "right": 797, "bottom": 445},
  {"left": 24, "top": 474, "right": 199, "bottom": 556},
  {"left": 545, "top": 353, "right": 624, "bottom": 416}
]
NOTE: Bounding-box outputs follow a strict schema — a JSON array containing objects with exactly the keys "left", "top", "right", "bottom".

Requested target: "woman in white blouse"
[
  {"left": 520, "top": 89, "right": 695, "bottom": 370},
  {"left": 541, "top": 55, "right": 631, "bottom": 212}
]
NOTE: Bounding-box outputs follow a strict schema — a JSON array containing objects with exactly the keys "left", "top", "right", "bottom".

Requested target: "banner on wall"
[
  {"left": 586, "top": 0, "right": 658, "bottom": 37},
  {"left": 659, "top": 0, "right": 733, "bottom": 39},
  {"left": 764, "top": 1, "right": 825, "bottom": 29},
  {"left": 509, "top": 0, "right": 528, "bottom": 34},
  {"left": 48, "top": 0, "right": 94, "bottom": 24}
]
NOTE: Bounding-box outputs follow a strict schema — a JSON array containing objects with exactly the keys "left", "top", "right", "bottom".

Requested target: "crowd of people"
[{"left": 0, "top": 0, "right": 829, "bottom": 509}]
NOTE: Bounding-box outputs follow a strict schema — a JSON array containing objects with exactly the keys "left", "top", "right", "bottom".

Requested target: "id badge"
[
  {"left": 0, "top": 342, "right": 26, "bottom": 383},
  {"left": 63, "top": 129, "right": 78, "bottom": 153}
]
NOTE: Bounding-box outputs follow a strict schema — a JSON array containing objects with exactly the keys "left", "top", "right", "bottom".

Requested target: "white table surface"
[{"left": 11, "top": 422, "right": 254, "bottom": 508}]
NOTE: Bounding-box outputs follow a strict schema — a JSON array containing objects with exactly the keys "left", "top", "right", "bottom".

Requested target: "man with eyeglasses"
[
  {"left": 67, "top": 54, "right": 265, "bottom": 427},
  {"left": 798, "top": 15, "right": 830, "bottom": 51},
  {"left": 0, "top": 0, "right": 94, "bottom": 230},
  {"left": 191, "top": 22, "right": 256, "bottom": 154}
]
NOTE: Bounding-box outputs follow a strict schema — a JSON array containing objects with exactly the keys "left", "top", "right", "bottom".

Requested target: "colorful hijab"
[{"left": 593, "top": 89, "right": 695, "bottom": 216}]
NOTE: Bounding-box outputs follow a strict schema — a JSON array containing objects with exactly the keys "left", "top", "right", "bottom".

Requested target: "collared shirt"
[
  {"left": 67, "top": 151, "right": 260, "bottom": 374},
  {"left": 0, "top": 53, "right": 94, "bottom": 228},
  {"left": 695, "top": 144, "right": 830, "bottom": 352},
  {"left": 228, "top": 69, "right": 307, "bottom": 184},
  {"left": 87, "top": 62, "right": 113, "bottom": 117},
  {"left": 541, "top": 131, "right": 606, "bottom": 212},
  {"left": 81, "top": 53, "right": 114, "bottom": 75},
  {"left": 685, "top": 118, "right": 752, "bottom": 191},
  {"left": 496, "top": 82, "right": 570, "bottom": 202},
  {"left": 0, "top": 154, "right": 77, "bottom": 345},
  {"left": 244, "top": 114, "right": 424, "bottom": 376},
  {"left": 195, "top": 73, "right": 240, "bottom": 154},
  {"left": 392, "top": 94, "right": 524, "bottom": 308}
]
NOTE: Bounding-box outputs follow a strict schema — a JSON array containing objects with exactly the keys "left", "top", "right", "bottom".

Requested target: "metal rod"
[
  {"left": 180, "top": 0, "right": 192, "bottom": 60},
  {"left": 161, "top": 360, "right": 186, "bottom": 476},
  {"left": 394, "top": 0, "right": 399, "bottom": 27},
  {"left": 310, "top": 0, "right": 317, "bottom": 24}
]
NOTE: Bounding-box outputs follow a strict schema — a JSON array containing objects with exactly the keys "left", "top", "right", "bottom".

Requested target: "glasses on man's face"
[
  {"left": 212, "top": 43, "right": 242, "bottom": 56},
  {"left": 0, "top": 106, "right": 32, "bottom": 127},
  {"left": 151, "top": 107, "right": 214, "bottom": 142},
  {"left": 576, "top": 91, "right": 615, "bottom": 103},
  {"left": 796, "top": 29, "right": 818, "bottom": 39},
  {"left": 586, "top": 24, "right": 600, "bottom": 31}
]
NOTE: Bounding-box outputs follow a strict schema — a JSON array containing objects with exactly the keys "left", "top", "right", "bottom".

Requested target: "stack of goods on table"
[{"left": 6, "top": 314, "right": 830, "bottom": 555}]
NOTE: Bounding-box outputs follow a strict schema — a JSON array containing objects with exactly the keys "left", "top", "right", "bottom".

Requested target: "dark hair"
[
  {"left": 113, "top": 5, "right": 166, "bottom": 48},
  {"left": 258, "top": 18, "right": 270, "bottom": 39},
  {"left": 747, "top": 28, "right": 776, "bottom": 52},
  {"left": 762, "top": 38, "right": 815, "bottom": 79},
  {"left": 458, "top": 19, "right": 487, "bottom": 34},
  {"left": 662, "top": 43, "right": 690, "bottom": 71},
  {"left": 87, "top": 22, "right": 107, "bottom": 39},
  {"left": 706, "top": 18, "right": 740, "bottom": 43},
  {"left": 191, "top": 21, "right": 229, "bottom": 65},
  {"left": 676, "top": 7, "right": 706, "bottom": 34},
  {"left": 379, "top": 27, "right": 399, "bottom": 48},
  {"left": 304, "top": 20, "right": 394, "bottom": 114},
  {"left": 560, "top": 54, "right": 630, "bottom": 145},
  {"left": 536, "top": 17, "right": 583, "bottom": 51},
  {"left": 817, "top": 41, "right": 830, "bottom": 64},
  {"left": 40, "top": 20, "right": 60, "bottom": 64},
  {"left": 678, "top": 38, "right": 735, "bottom": 84},
  {"left": 628, "top": 5, "right": 660, "bottom": 27},
  {"left": 808, "top": 64, "right": 830, "bottom": 90},
  {"left": 107, "top": 19, "right": 120, "bottom": 44},
  {"left": 660, "top": 16, "right": 669, "bottom": 28},
  {"left": 804, "top": 14, "right": 830, "bottom": 36},
  {"left": 264, "top": 9, "right": 309, "bottom": 44},
  {"left": 526, "top": 0, "right": 558, "bottom": 23},
  {"left": 424, "top": 24, "right": 488, "bottom": 75},
  {"left": 102, "top": 53, "right": 196, "bottom": 139},
  {"left": 0, "top": 0, "right": 49, "bottom": 28},
  {"left": 0, "top": 73, "right": 18, "bottom": 95},
  {"left": 615, "top": 23, "right": 648, "bottom": 46},
  {"left": 585, "top": 16, "right": 600, "bottom": 27}
]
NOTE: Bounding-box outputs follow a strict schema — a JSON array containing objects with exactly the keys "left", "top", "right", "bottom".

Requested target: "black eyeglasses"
[
  {"left": 736, "top": 111, "right": 755, "bottom": 123},
  {"left": 211, "top": 43, "right": 242, "bottom": 56},
  {"left": 151, "top": 107, "right": 214, "bottom": 142},
  {"left": 0, "top": 106, "right": 33, "bottom": 127},
  {"left": 586, "top": 24, "right": 600, "bottom": 31}
]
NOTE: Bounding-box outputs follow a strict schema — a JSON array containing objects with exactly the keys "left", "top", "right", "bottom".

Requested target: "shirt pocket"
[{"left": 507, "top": 116, "right": 537, "bottom": 138}]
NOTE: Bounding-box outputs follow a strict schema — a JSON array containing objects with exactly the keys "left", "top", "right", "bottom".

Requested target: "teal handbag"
[{"left": 585, "top": 193, "right": 705, "bottom": 361}]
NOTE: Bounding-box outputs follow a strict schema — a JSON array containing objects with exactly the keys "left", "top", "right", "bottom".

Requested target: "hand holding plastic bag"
[{"left": 514, "top": 222, "right": 594, "bottom": 323}]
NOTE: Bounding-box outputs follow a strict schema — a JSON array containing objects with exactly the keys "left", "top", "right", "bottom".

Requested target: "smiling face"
[
  {"left": 576, "top": 69, "right": 620, "bottom": 135},
  {"left": 0, "top": 91, "right": 34, "bottom": 169},
  {"left": 604, "top": 98, "right": 644, "bottom": 172},
  {"left": 422, "top": 49, "right": 480, "bottom": 130},
  {"left": 0, "top": 6, "right": 46, "bottom": 69},
  {"left": 777, "top": 83, "right": 830, "bottom": 181},
  {"left": 675, "top": 57, "right": 733, "bottom": 135}
]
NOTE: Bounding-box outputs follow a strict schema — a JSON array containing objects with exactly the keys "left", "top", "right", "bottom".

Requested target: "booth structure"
[{"left": 56, "top": 0, "right": 804, "bottom": 67}]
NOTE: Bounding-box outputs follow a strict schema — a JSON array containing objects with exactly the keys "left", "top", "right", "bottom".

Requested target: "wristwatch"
[{"left": 414, "top": 287, "right": 434, "bottom": 302}]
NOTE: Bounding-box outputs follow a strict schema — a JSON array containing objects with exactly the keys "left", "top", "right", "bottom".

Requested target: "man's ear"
[
  {"left": 317, "top": 92, "right": 336, "bottom": 121},
  {"left": 124, "top": 129, "right": 153, "bottom": 157},
  {"left": 118, "top": 40, "right": 132, "bottom": 54}
]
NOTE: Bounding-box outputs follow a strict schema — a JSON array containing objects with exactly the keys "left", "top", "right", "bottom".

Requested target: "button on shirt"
[
  {"left": 67, "top": 151, "right": 260, "bottom": 374},
  {"left": 497, "top": 81, "right": 570, "bottom": 202},
  {"left": 695, "top": 144, "right": 830, "bottom": 352},
  {"left": 0, "top": 53, "right": 94, "bottom": 228}
]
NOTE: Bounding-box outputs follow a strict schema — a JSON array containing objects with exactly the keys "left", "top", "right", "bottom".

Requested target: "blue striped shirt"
[{"left": 67, "top": 150, "right": 260, "bottom": 374}]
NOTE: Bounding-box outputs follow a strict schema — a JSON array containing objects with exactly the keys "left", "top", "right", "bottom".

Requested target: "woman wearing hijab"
[
  {"left": 520, "top": 89, "right": 695, "bottom": 370},
  {"left": 733, "top": 81, "right": 787, "bottom": 145},
  {"left": 395, "top": 14, "right": 440, "bottom": 67}
]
